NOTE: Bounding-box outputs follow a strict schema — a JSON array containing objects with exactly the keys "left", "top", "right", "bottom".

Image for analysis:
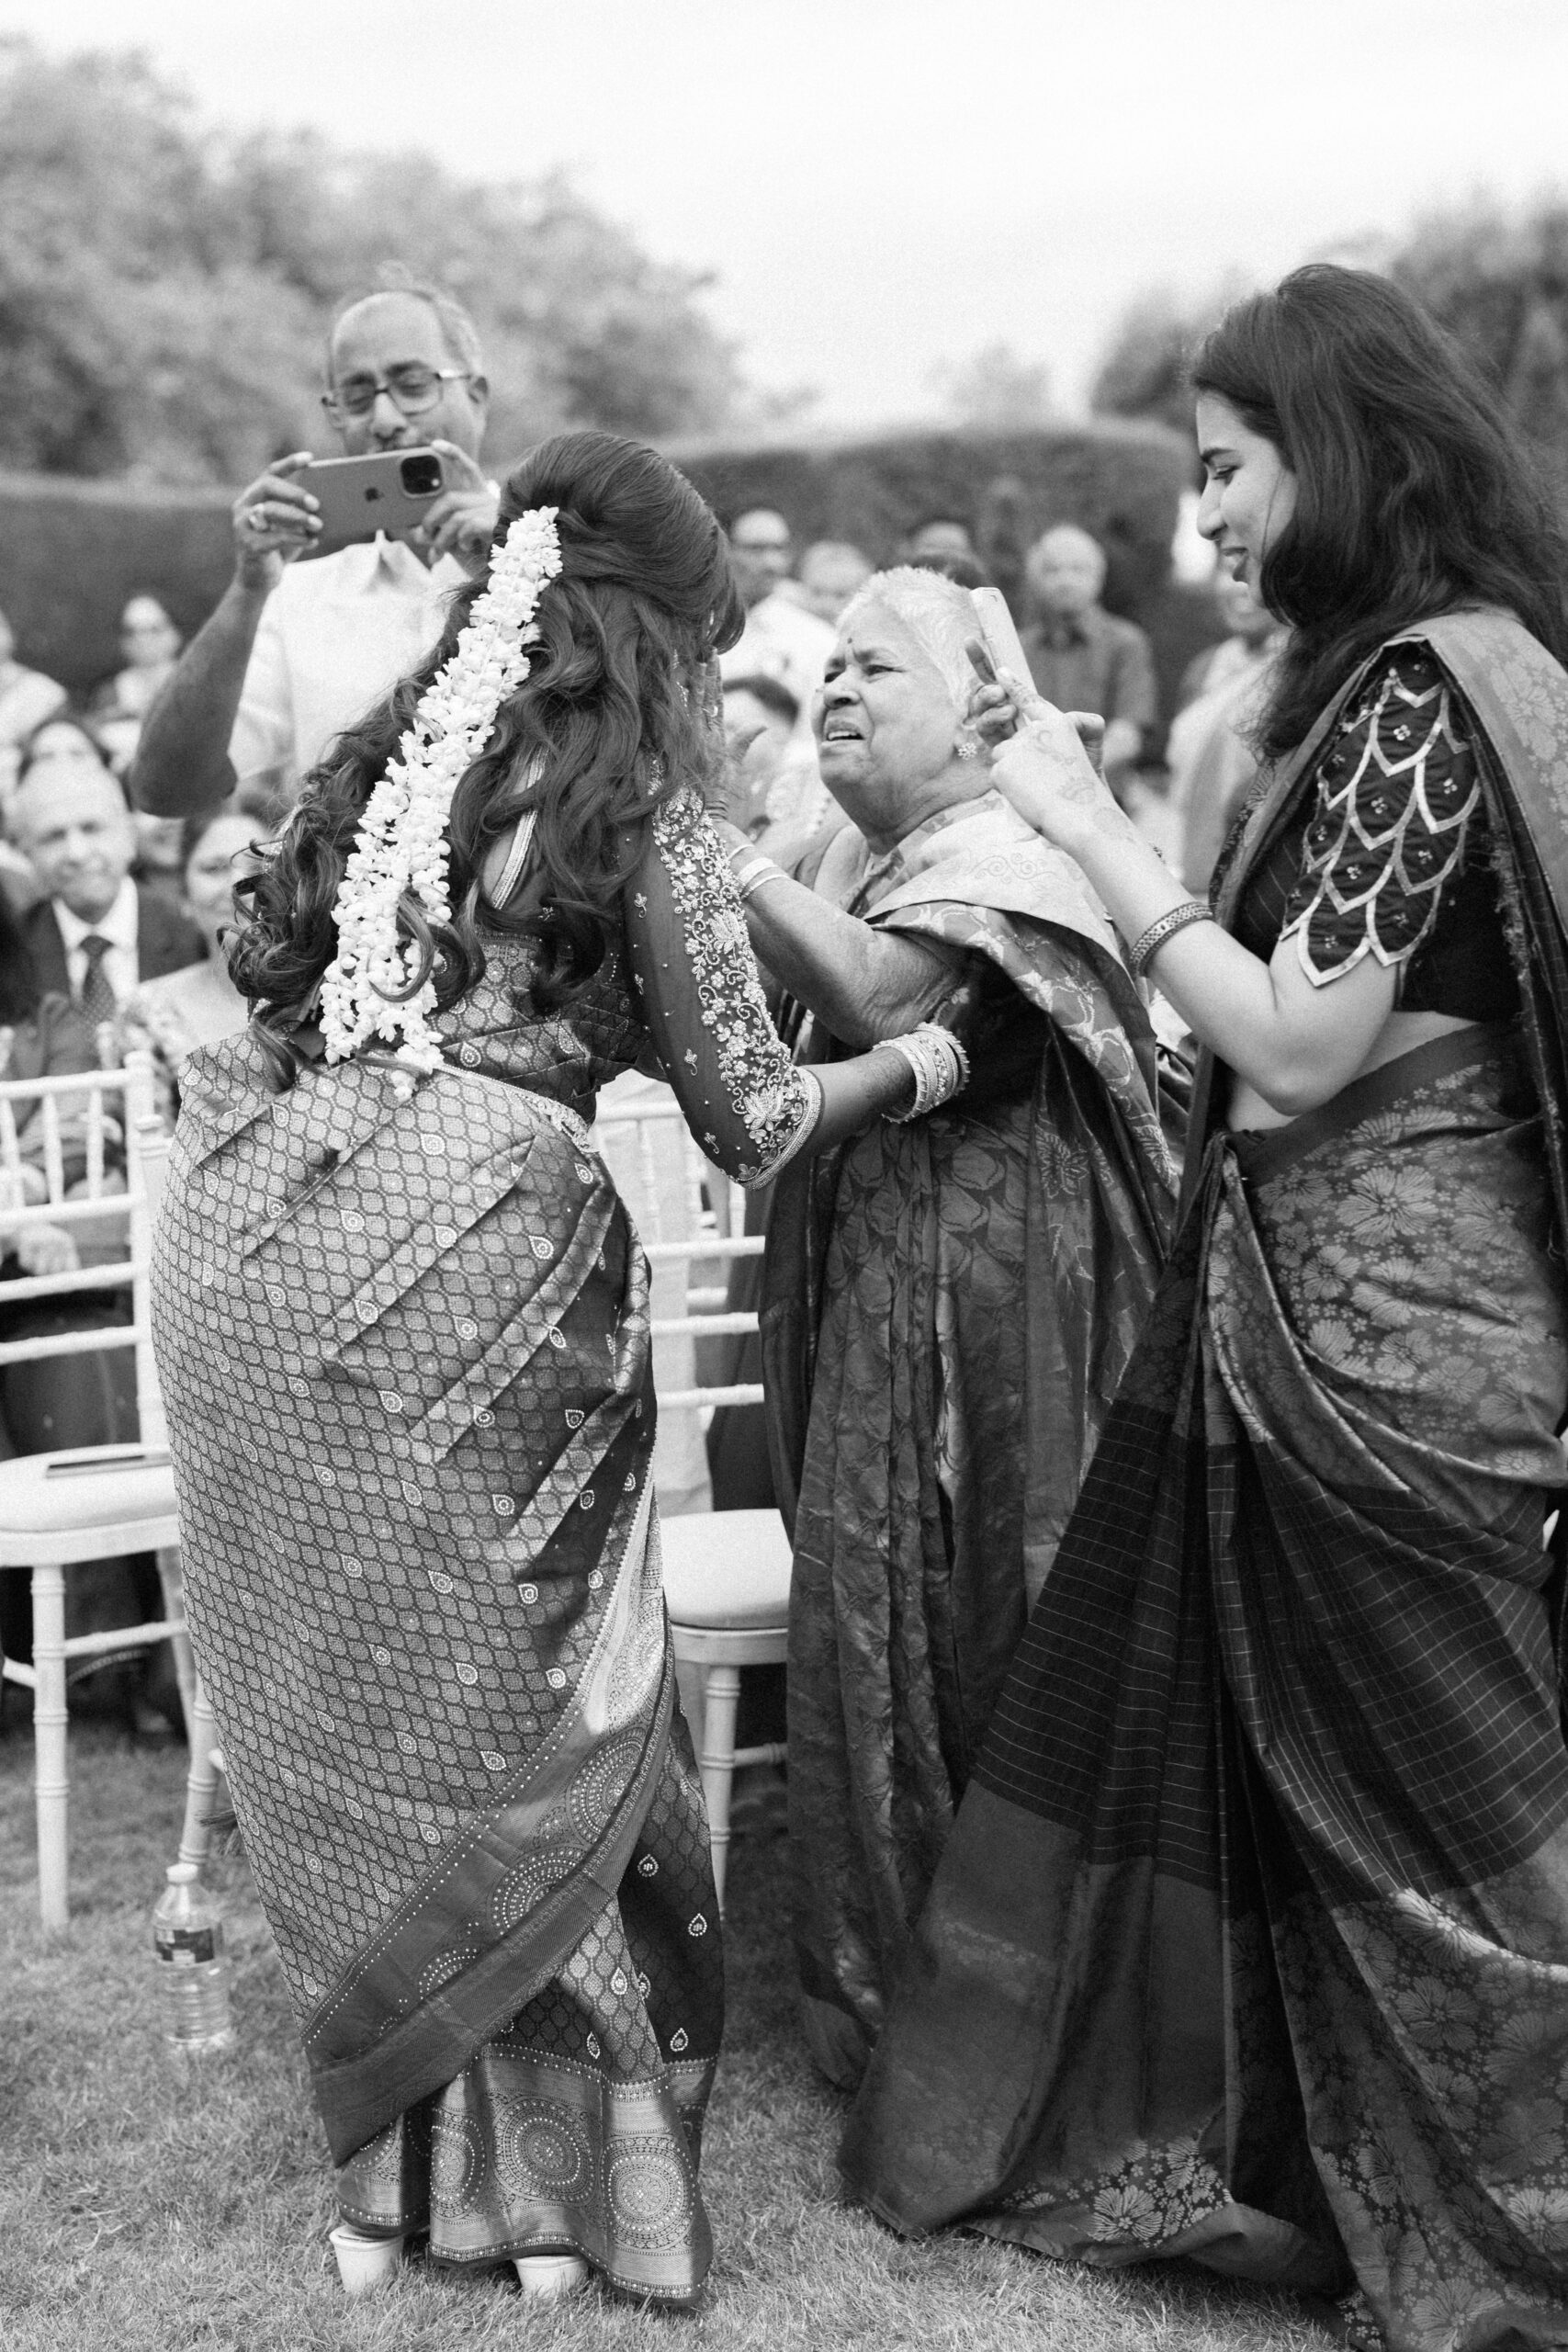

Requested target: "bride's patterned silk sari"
[
  {"left": 844, "top": 612, "right": 1568, "bottom": 2352},
  {"left": 153, "top": 791, "right": 812, "bottom": 2305}
]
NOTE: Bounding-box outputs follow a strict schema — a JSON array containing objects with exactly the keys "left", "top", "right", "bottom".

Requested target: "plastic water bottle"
[{"left": 152, "top": 1863, "right": 234, "bottom": 2052}]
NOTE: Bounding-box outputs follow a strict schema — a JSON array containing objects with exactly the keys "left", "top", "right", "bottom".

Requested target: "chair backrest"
[
  {"left": 0, "top": 1046, "right": 167, "bottom": 1440},
  {"left": 592, "top": 1079, "right": 767, "bottom": 1509}
]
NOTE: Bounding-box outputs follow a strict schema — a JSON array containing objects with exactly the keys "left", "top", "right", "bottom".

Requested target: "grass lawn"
[{"left": 0, "top": 1724, "right": 1323, "bottom": 2352}]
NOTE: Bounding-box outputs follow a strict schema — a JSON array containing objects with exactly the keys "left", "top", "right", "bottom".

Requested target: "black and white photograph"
[{"left": 4, "top": 6, "right": 1568, "bottom": 2347}]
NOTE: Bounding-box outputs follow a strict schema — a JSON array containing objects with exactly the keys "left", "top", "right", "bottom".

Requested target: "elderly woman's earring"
[{"left": 955, "top": 734, "right": 980, "bottom": 762}]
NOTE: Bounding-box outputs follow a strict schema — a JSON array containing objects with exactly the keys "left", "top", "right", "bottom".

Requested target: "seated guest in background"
[
  {"left": 1020, "top": 523, "right": 1157, "bottom": 793},
  {"left": 132, "top": 278, "right": 500, "bottom": 820},
  {"left": 121, "top": 803, "right": 262, "bottom": 1119},
  {"left": 89, "top": 594, "right": 184, "bottom": 775},
  {"left": 795, "top": 538, "right": 874, "bottom": 625},
  {"left": 900, "top": 513, "right": 977, "bottom": 566},
  {"left": 719, "top": 506, "right": 835, "bottom": 731},
  {"left": 10, "top": 728, "right": 204, "bottom": 1044},
  {"left": 1168, "top": 572, "right": 1287, "bottom": 893},
  {"left": 0, "top": 888, "right": 175, "bottom": 1739},
  {"left": 712, "top": 565, "right": 1178, "bottom": 2087},
  {"left": 908, "top": 547, "right": 990, "bottom": 590},
  {"left": 0, "top": 609, "right": 66, "bottom": 811},
  {"left": 722, "top": 673, "right": 831, "bottom": 859}
]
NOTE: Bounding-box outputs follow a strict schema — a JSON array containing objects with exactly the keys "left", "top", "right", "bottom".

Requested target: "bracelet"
[
  {"left": 731, "top": 854, "right": 790, "bottom": 905},
  {"left": 880, "top": 1023, "right": 971, "bottom": 1124},
  {"left": 1127, "top": 899, "right": 1213, "bottom": 978}
]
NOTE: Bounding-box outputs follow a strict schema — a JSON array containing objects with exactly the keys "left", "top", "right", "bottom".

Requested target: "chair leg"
[
  {"left": 153, "top": 1544, "right": 196, "bottom": 1741},
  {"left": 697, "top": 1661, "right": 741, "bottom": 1917},
  {"left": 176, "top": 1677, "right": 220, "bottom": 1869},
  {"left": 31, "top": 1563, "right": 69, "bottom": 1932},
  {"left": 672, "top": 1654, "right": 706, "bottom": 1761}
]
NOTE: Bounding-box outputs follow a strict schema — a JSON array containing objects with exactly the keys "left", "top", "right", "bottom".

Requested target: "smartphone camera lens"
[{"left": 400, "top": 454, "right": 443, "bottom": 497}]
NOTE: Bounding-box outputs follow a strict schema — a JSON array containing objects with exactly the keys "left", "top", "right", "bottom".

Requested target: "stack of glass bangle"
[{"left": 882, "top": 1023, "right": 970, "bottom": 1122}]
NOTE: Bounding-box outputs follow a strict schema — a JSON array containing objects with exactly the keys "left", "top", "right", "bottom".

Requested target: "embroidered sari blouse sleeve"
[
  {"left": 1280, "top": 647, "right": 1483, "bottom": 987},
  {"left": 621, "top": 786, "right": 817, "bottom": 1185}
]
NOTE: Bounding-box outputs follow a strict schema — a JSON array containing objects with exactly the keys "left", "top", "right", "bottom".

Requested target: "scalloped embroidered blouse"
[{"left": 1235, "top": 647, "right": 1518, "bottom": 1021}]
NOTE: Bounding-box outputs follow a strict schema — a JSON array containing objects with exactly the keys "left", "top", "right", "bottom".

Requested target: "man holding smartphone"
[{"left": 132, "top": 282, "right": 501, "bottom": 817}]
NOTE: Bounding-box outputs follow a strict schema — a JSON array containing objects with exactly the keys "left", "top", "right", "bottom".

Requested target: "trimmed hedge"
[
  {"left": 671, "top": 415, "right": 1195, "bottom": 626},
  {"left": 0, "top": 469, "right": 235, "bottom": 697},
  {"left": 0, "top": 416, "right": 1215, "bottom": 715}
]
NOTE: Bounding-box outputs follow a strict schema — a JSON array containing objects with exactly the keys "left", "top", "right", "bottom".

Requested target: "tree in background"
[
  {"left": 931, "top": 342, "right": 1053, "bottom": 432},
  {"left": 1389, "top": 198, "right": 1568, "bottom": 502},
  {"left": 1089, "top": 282, "right": 1244, "bottom": 441},
  {"left": 0, "top": 40, "right": 745, "bottom": 482},
  {"left": 1092, "top": 202, "right": 1568, "bottom": 510}
]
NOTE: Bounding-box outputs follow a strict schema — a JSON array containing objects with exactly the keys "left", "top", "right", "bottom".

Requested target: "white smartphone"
[
  {"left": 970, "top": 585, "right": 1033, "bottom": 684},
  {"left": 301, "top": 447, "right": 446, "bottom": 551}
]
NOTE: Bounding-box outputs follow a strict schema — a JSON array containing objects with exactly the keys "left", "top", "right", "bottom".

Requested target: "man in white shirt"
[
  {"left": 717, "top": 508, "right": 835, "bottom": 734},
  {"left": 132, "top": 282, "right": 501, "bottom": 818}
]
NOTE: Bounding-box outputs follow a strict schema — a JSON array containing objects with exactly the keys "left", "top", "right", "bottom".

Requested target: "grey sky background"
[{"left": 5, "top": 0, "right": 1567, "bottom": 428}]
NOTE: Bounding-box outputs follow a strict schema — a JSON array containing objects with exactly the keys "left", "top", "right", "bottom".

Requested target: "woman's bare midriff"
[{"left": 1226, "top": 1008, "right": 1483, "bottom": 1133}]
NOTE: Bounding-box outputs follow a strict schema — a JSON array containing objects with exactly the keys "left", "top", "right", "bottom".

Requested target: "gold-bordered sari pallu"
[{"left": 842, "top": 608, "right": 1568, "bottom": 2352}]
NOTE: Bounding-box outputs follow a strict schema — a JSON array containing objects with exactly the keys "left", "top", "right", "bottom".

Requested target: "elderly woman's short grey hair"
[{"left": 836, "top": 566, "right": 980, "bottom": 713}]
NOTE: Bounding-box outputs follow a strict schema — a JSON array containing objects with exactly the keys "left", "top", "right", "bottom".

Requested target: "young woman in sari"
[
  {"left": 710, "top": 566, "right": 1178, "bottom": 2088},
  {"left": 151, "top": 433, "right": 960, "bottom": 2307},
  {"left": 843, "top": 266, "right": 1568, "bottom": 2352}
]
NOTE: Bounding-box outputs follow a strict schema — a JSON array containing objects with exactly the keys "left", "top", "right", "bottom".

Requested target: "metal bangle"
[
  {"left": 881, "top": 1023, "right": 969, "bottom": 1123},
  {"left": 1127, "top": 899, "right": 1213, "bottom": 978},
  {"left": 731, "top": 854, "right": 789, "bottom": 904}
]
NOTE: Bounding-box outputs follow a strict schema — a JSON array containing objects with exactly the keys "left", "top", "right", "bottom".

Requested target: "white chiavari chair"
[
  {"left": 0, "top": 1048, "right": 218, "bottom": 1928},
  {"left": 593, "top": 1082, "right": 791, "bottom": 1916}
]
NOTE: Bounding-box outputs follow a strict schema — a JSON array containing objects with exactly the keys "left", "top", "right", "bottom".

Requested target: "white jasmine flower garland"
[{"left": 320, "top": 505, "right": 563, "bottom": 1070}]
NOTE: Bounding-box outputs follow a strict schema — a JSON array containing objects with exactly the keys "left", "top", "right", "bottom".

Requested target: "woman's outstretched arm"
[
  {"left": 974, "top": 675, "right": 1401, "bottom": 1117},
  {"left": 622, "top": 789, "right": 929, "bottom": 1183},
  {"left": 704, "top": 814, "right": 963, "bottom": 1048}
]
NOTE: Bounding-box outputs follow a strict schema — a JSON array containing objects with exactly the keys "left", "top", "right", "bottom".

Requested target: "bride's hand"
[{"left": 989, "top": 695, "right": 1125, "bottom": 854}]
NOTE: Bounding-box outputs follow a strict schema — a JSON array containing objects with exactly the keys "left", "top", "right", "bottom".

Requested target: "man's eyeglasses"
[{"left": 321, "top": 366, "right": 474, "bottom": 423}]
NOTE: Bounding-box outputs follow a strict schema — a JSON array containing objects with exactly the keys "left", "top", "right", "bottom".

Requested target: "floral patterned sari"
[{"left": 842, "top": 611, "right": 1568, "bottom": 2352}]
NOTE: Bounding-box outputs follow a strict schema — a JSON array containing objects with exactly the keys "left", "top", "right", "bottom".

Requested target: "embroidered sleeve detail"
[
  {"left": 1280, "top": 649, "right": 1481, "bottom": 988},
  {"left": 644, "top": 788, "right": 815, "bottom": 1182}
]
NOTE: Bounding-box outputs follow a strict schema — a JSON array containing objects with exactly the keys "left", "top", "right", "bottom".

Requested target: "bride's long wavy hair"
[{"left": 230, "top": 430, "right": 743, "bottom": 1081}]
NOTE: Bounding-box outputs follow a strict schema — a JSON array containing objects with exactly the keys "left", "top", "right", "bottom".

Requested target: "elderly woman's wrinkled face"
[{"left": 815, "top": 604, "right": 962, "bottom": 822}]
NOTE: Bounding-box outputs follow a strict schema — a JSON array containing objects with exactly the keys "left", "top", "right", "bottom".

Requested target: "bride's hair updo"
[
  {"left": 231, "top": 430, "right": 743, "bottom": 1070},
  {"left": 837, "top": 565, "right": 979, "bottom": 710},
  {"left": 1192, "top": 263, "right": 1568, "bottom": 761}
]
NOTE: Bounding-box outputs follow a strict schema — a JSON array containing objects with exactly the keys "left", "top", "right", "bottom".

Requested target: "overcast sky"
[{"left": 6, "top": 0, "right": 1568, "bottom": 427}]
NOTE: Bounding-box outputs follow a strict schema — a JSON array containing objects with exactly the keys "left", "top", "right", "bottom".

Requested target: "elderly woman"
[{"left": 711, "top": 566, "right": 1179, "bottom": 2086}]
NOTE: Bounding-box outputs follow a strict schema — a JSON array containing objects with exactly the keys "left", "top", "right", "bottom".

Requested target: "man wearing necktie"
[{"left": 9, "top": 757, "right": 204, "bottom": 1037}]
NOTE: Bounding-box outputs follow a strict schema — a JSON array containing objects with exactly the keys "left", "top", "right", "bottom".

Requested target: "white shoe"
[
  {"left": 514, "top": 2254, "right": 590, "bottom": 2303},
  {"left": 330, "top": 2222, "right": 403, "bottom": 2296}
]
